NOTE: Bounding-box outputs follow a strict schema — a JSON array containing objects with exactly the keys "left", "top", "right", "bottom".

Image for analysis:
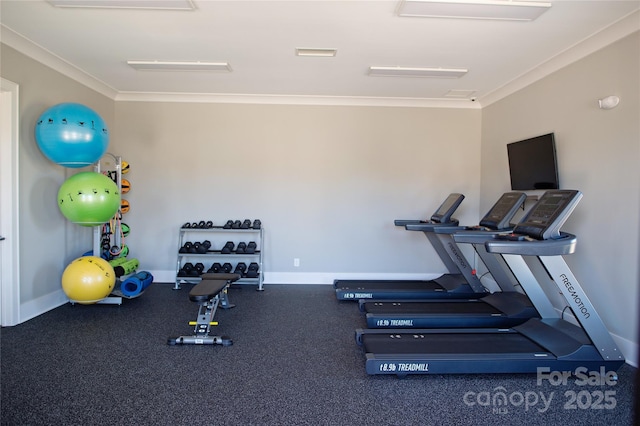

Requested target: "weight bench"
[{"left": 168, "top": 273, "right": 240, "bottom": 346}]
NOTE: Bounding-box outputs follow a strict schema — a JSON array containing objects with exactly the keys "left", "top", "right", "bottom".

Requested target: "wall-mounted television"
[{"left": 507, "top": 133, "right": 559, "bottom": 190}]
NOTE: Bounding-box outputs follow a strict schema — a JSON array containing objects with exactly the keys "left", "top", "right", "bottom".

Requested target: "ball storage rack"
[{"left": 76, "top": 153, "right": 132, "bottom": 305}]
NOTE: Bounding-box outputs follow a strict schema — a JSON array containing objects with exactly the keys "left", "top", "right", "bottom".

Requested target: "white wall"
[
  {"left": 113, "top": 102, "right": 481, "bottom": 282},
  {"left": 0, "top": 44, "right": 115, "bottom": 321},
  {"left": 480, "top": 32, "right": 640, "bottom": 362}
]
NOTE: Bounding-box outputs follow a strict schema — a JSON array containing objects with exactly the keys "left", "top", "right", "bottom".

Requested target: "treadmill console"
[
  {"left": 430, "top": 193, "right": 464, "bottom": 224},
  {"left": 478, "top": 192, "right": 526, "bottom": 230},
  {"left": 512, "top": 190, "right": 583, "bottom": 240}
]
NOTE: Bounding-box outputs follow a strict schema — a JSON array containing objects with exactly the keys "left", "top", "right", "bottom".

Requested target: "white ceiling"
[{"left": 1, "top": 0, "right": 639, "bottom": 107}]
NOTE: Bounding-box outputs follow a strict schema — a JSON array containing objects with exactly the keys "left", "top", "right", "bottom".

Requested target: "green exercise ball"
[{"left": 58, "top": 172, "right": 120, "bottom": 227}]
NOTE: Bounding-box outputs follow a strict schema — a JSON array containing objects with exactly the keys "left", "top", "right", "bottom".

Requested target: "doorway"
[{"left": 1, "top": 78, "right": 21, "bottom": 326}]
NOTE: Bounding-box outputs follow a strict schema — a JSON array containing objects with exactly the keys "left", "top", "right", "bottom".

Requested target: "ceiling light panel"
[
  {"left": 445, "top": 89, "right": 477, "bottom": 98},
  {"left": 369, "top": 66, "right": 468, "bottom": 78},
  {"left": 397, "top": 0, "right": 552, "bottom": 21},
  {"left": 48, "top": 0, "right": 195, "bottom": 10},
  {"left": 296, "top": 48, "right": 338, "bottom": 57},
  {"left": 127, "top": 61, "right": 231, "bottom": 72}
]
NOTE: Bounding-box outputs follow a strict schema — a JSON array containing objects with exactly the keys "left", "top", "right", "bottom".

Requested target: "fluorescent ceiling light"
[
  {"left": 397, "top": 0, "right": 552, "bottom": 21},
  {"left": 369, "top": 66, "right": 468, "bottom": 78},
  {"left": 127, "top": 61, "right": 231, "bottom": 72},
  {"left": 296, "top": 48, "right": 338, "bottom": 57},
  {"left": 47, "top": 0, "right": 195, "bottom": 10}
]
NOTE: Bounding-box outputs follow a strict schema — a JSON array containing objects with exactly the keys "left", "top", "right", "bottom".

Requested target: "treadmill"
[
  {"left": 335, "top": 193, "right": 485, "bottom": 301},
  {"left": 355, "top": 190, "right": 625, "bottom": 376},
  {"left": 360, "top": 191, "right": 548, "bottom": 329}
]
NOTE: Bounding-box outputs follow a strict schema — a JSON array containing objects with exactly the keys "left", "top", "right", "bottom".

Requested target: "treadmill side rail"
[{"left": 540, "top": 255, "right": 625, "bottom": 362}]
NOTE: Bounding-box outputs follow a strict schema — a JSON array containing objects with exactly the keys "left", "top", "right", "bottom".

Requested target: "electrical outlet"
[{"left": 294, "top": 258, "right": 300, "bottom": 267}]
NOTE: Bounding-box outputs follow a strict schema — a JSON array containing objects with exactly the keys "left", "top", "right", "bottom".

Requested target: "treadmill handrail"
[
  {"left": 433, "top": 225, "right": 513, "bottom": 235},
  {"left": 485, "top": 232, "right": 577, "bottom": 256},
  {"left": 405, "top": 220, "right": 460, "bottom": 232},
  {"left": 452, "top": 229, "right": 511, "bottom": 244},
  {"left": 394, "top": 219, "right": 430, "bottom": 226}
]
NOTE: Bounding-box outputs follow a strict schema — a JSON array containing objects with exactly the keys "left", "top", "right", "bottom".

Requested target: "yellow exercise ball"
[{"left": 62, "top": 256, "right": 116, "bottom": 304}]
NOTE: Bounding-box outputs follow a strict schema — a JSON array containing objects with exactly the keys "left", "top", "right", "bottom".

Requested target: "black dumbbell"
[
  {"left": 205, "top": 221, "right": 213, "bottom": 229},
  {"left": 221, "top": 263, "right": 233, "bottom": 273},
  {"left": 195, "top": 242, "right": 207, "bottom": 254},
  {"left": 223, "top": 220, "right": 234, "bottom": 229},
  {"left": 182, "top": 222, "right": 191, "bottom": 229},
  {"left": 207, "top": 262, "right": 222, "bottom": 273},
  {"left": 241, "top": 219, "right": 251, "bottom": 229},
  {"left": 245, "top": 241, "right": 257, "bottom": 254},
  {"left": 221, "top": 241, "right": 235, "bottom": 254},
  {"left": 236, "top": 242, "right": 247, "bottom": 254},
  {"left": 182, "top": 262, "right": 199, "bottom": 277},
  {"left": 184, "top": 262, "right": 200, "bottom": 277},
  {"left": 194, "top": 263, "right": 205, "bottom": 274},
  {"left": 246, "top": 262, "right": 260, "bottom": 278},
  {"left": 234, "top": 262, "right": 247, "bottom": 276},
  {"left": 232, "top": 220, "right": 241, "bottom": 229},
  {"left": 202, "top": 240, "right": 212, "bottom": 250}
]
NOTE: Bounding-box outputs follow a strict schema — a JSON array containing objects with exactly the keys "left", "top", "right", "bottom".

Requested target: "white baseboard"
[
  {"left": 20, "top": 289, "right": 68, "bottom": 324},
  {"left": 264, "top": 272, "right": 443, "bottom": 285},
  {"left": 148, "top": 269, "right": 178, "bottom": 284},
  {"left": 148, "top": 270, "right": 443, "bottom": 285},
  {"left": 612, "top": 333, "right": 638, "bottom": 368}
]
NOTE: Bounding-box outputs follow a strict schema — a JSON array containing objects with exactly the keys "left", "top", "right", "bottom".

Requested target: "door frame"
[{"left": 1, "top": 78, "right": 21, "bottom": 326}]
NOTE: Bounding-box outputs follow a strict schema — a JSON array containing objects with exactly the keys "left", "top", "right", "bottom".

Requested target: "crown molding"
[
  {"left": 1, "top": 25, "right": 118, "bottom": 99},
  {"left": 480, "top": 9, "right": 640, "bottom": 107},
  {"left": 114, "top": 91, "right": 480, "bottom": 108}
]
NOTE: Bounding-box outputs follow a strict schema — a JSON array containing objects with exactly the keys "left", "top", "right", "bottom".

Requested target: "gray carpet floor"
[{"left": 1, "top": 283, "right": 637, "bottom": 425}]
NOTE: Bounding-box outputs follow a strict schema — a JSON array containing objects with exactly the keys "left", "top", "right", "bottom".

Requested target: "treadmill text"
[
  {"left": 378, "top": 363, "right": 429, "bottom": 372},
  {"left": 559, "top": 274, "right": 590, "bottom": 319},
  {"left": 376, "top": 319, "right": 414, "bottom": 327},
  {"left": 344, "top": 293, "right": 373, "bottom": 299}
]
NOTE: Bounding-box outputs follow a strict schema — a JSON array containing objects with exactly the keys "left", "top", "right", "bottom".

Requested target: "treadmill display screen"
[
  {"left": 430, "top": 193, "right": 464, "bottom": 223},
  {"left": 479, "top": 192, "right": 526, "bottom": 230},
  {"left": 513, "top": 190, "right": 579, "bottom": 240}
]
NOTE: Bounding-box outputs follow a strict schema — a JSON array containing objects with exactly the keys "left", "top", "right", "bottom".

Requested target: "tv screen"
[{"left": 507, "top": 133, "right": 559, "bottom": 190}]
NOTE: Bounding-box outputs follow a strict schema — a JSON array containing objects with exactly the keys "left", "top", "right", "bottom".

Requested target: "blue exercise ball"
[{"left": 35, "top": 103, "right": 109, "bottom": 168}]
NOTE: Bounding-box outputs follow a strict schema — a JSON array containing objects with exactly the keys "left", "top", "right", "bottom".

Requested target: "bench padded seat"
[{"left": 189, "top": 273, "right": 241, "bottom": 303}]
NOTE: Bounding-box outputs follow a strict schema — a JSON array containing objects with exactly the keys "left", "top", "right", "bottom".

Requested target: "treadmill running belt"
[
  {"left": 338, "top": 281, "right": 443, "bottom": 291},
  {"left": 365, "top": 302, "right": 501, "bottom": 315},
  {"left": 361, "top": 332, "right": 545, "bottom": 355}
]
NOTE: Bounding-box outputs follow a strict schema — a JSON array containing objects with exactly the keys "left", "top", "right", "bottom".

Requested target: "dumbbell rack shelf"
[{"left": 175, "top": 226, "right": 264, "bottom": 291}]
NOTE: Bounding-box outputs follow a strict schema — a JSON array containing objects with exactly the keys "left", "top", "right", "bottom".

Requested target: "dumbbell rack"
[{"left": 174, "top": 225, "right": 264, "bottom": 291}]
